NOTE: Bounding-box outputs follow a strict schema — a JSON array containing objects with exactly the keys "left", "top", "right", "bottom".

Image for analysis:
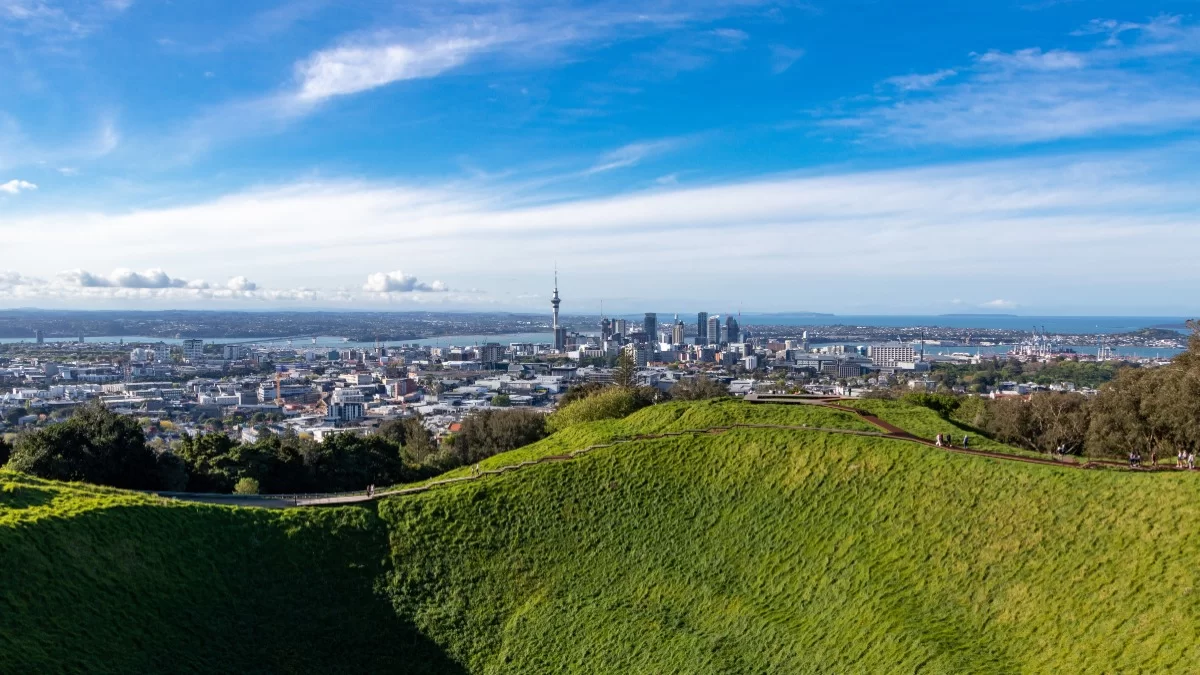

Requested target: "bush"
[
  {"left": 0, "top": 436, "right": 10, "bottom": 467},
  {"left": 450, "top": 409, "right": 547, "bottom": 464},
  {"left": 670, "top": 376, "right": 728, "bottom": 401},
  {"left": 901, "top": 392, "right": 961, "bottom": 418},
  {"left": 233, "top": 477, "right": 260, "bottom": 495},
  {"left": 548, "top": 387, "right": 654, "bottom": 433}
]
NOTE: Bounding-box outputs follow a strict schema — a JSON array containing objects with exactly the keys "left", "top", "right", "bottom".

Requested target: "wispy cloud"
[
  {"left": 769, "top": 44, "right": 805, "bottom": 74},
  {"left": 826, "top": 15, "right": 1200, "bottom": 145},
  {"left": 586, "top": 139, "right": 682, "bottom": 175},
  {"left": 882, "top": 68, "right": 956, "bottom": 91}
]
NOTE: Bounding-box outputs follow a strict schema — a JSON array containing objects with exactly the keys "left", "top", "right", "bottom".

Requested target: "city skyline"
[{"left": 3, "top": 2, "right": 1200, "bottom": 314}]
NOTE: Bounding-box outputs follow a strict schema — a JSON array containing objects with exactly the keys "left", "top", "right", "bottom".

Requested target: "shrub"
[
  {"left": 548, "top": 387, "right": 653, "bottom": 433},
  {"left": 450, "top": 409, "right": 547, "bottom": 464},
  {"left": 233, "top": 477, "right": 260, "bottom": 495}
]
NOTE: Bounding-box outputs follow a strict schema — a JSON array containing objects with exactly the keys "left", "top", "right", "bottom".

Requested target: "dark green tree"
[{"left": 7, "top": 401, "right": 160, "bottom": 489}]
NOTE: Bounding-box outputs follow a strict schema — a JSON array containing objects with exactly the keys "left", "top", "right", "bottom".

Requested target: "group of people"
[
  {"left": 934, "top": 434, "right": 968, "bottom": 448},
  {"left": 1178, "top": 450, "right": 1197, "bottom": 470},
  {"left": 1125, "top": 450, "right": 1197, "bottom": 469}
]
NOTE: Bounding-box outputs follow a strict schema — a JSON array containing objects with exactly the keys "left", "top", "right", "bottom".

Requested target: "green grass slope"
[
  {"left": 5, "top": 399, "right": 1200, "bottom": 673},
  {"left": 377, "top": 428, "right": 1200, "bottom": 672},
  {"left": 426, "top": 399, "right": 877, "bottom": 482}
]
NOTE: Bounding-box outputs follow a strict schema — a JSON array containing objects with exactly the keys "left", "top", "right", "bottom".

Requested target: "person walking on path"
[
  {"left": 1178, "top": 450, "right": 1186, "bottom": 469},
  {"left": 1189, "top": 451, "right": 1196, "bottom": 471},
  {"left": 367, "top": 484, "right": 374, "bottom": 498},
  {"left": 935, "top": 434, "right": 943, "bottom": 447},
  {"left": 962, "top": 435, "right": 969, "bottom": 448}
]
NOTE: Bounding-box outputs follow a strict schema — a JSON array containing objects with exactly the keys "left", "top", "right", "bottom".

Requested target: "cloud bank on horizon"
[{"left": 1, "top": 1, "right": 1199, "bottom": 315}]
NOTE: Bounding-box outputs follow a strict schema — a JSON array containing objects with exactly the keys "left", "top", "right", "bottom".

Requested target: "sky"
[{"left": 1, "top": 0, "right": 1199, "bottom": 316}]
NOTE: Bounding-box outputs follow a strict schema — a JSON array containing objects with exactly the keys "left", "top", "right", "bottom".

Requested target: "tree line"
[{"left": 906, "top": 322, "right": 1200, "bottom": 461}]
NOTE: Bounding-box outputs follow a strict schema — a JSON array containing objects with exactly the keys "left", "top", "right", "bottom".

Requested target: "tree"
[
  {"left": 492, "top": 393, "right": 512, "bottom": 407},
  {"left": 0, "top": 436, "right": 11, "bottom": 467},
  {"left": 450, "top": 409, "right": 547, "bottom": 464},
  {"left": 613, "top": 350, "right": 638, "bottom": 389},
  {"left": 670, "top": 375, "right": 728, "bottom": 401},
  {"left": 7, "top": 401, "right": 161, "bottom": 489}
]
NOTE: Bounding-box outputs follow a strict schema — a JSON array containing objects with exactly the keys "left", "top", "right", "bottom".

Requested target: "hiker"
[
  {"left": 472, "top": 464, "right": 481, "bottom": 476},
  {"left": 935, "top": 434, "right": 943, "bottom": 447},
  {"left": 367, "top": 484, "right": 374, "bottom": 498},
  {"left": 1189, "top": 451, "right": 1196, "bottom": 471},
  {"left": 962, "top": 435, "right": 969, "bottom": 448},
  {"left": 1128, "top": 450, "right": 1137, "bottom": 468},
  {"left": 1179, "top": 450, "right": 1187, "bottom": 470}
]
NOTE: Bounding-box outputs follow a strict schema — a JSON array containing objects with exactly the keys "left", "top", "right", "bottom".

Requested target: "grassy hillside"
[
  {"left": 5, "top": 399, "right": 1200, "bottom": 673},
  {"left": 424, "top": 399, "right": 877, "bottom": 483}
]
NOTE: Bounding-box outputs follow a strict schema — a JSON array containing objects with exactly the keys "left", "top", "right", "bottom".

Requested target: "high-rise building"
[
  {"left": 707, "top": 315, "right": 721, "bottom": 346},
  {"left": 696, "top": 312, "right": 708, "bottom": 345},
  {"left": 551, "top": 270, "right": 566, "bottom": 351},
  {"left": 34, "top": 329, "right": 43, "bottom": 344},
  {"left": 479, "top": 343, "right": 505, "bottom": 365},
  {"left": 725, "top": 316, "right": 740, "bottom": 344},
  {"left": 601, "top": 317, "right": 612, "bottom": 341},
  {"left": 643, "top": 313, "right": 657, "bottom": 346},
  {"left": 671, "top": 315, "right": 685, "bottom": 345},
  {"left": 612, "top": 319, "right": 627, "bottom": 336},
  {"left": 182, "top": 339, "right": 204, "bottom": 362}
]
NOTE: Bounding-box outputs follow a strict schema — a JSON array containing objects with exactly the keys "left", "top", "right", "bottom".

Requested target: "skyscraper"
[
  {"left": 644, "top": 313, "right": 657, "bottom": 345},
  {"left": 552, "top": 270, "right": 566, "bottom": 351},
  {"left": 671, "top": 315, "right": 685, "bottom": 345},
  {"left": 707, "top": 315, "right": 721, "bottom": 345},
  {"left": 697, "top": 312, "right": 708, "bottom": 345},
  {"left": 725, "top": 315, "right": 740, "bottom": 344}
]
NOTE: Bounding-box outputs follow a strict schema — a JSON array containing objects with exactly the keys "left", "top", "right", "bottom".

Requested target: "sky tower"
[{"left": 552, "top": 268, "right": 566, "bottom": 351}]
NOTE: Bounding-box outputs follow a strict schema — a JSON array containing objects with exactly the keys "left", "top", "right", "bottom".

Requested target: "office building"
[
  {"left": 643, "top": 313, "right": 658, "bottom": 345},
  {"left": 671, "top": 315, "right": 685, "bottom": 345},
  {"left": 34, "top": 329, "right": 44, "bottom": 344},
  {"left": 707, "top": 315, "right": 721, "bottom": 346},
  {"left": 868, "top": 343, "right": 918, "bottom": 367},
  {"left": 725, "top": 316, "right": 740, "bottom": 344},
  {"left": 696, "top": 312, "right": 708, "bottom": 344},
  {"left": 479, "top": 342, "right": 505, "bottom": 365},
  {"left": 612, "top": 319, "right": 627, "bottom": 336},
  {"left": 327, "top": 388, "right": 366, "bottom": 424}
]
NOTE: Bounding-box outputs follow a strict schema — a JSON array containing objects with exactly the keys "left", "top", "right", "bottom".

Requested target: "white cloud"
[
  {"left": 827, "top": 16, "right": 1200, "bottom": 145},
  {"left": 3, "top": 146, "right": 1200, "bottom": 311},
  {"left": 294, "top": 36, "right": 493, "bottom": 102},
  {"left": 980, "top": 299, "right": 1018, "bottom": 310},
  {"left": 363, "top": 271, "right": 448, "bottom": 293},
  {"left": 57, "top": 167, "right": 77, "bottom": 176},
  {"left": 225, "top": 276, "right": 257, "bottom": 292},
  {"left": 0, "top": 179, "right": 36, "bottom": 194}
]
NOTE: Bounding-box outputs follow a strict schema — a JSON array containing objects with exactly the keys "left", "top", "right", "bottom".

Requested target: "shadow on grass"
[{"left": 0, "top": 502, "right": 465, "bottom": 674}]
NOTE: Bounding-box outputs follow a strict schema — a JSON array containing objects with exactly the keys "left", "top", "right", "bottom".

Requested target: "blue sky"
[{"left": 2, "top": 0, "right": 1199, "bottom": 315}]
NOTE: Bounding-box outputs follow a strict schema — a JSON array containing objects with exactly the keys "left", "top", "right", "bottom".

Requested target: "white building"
[
  {"left": 326, "top": 388, "right": 366, "bottom": 424},
  {"left": 868, "top": 343, "right": 918, "bottom": 368},
  {"left": 182, "top": 339, "right": 205, "bottom": 362}
]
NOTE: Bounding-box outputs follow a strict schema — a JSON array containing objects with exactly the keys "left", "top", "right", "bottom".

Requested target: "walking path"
[{"left": 152, "top": 396, "right": 1173, "bottom": 509}]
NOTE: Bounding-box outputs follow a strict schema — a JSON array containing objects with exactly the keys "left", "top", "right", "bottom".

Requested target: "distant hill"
[{"left": 4, "top": 400, "right": 1200, "bottom": 672}]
